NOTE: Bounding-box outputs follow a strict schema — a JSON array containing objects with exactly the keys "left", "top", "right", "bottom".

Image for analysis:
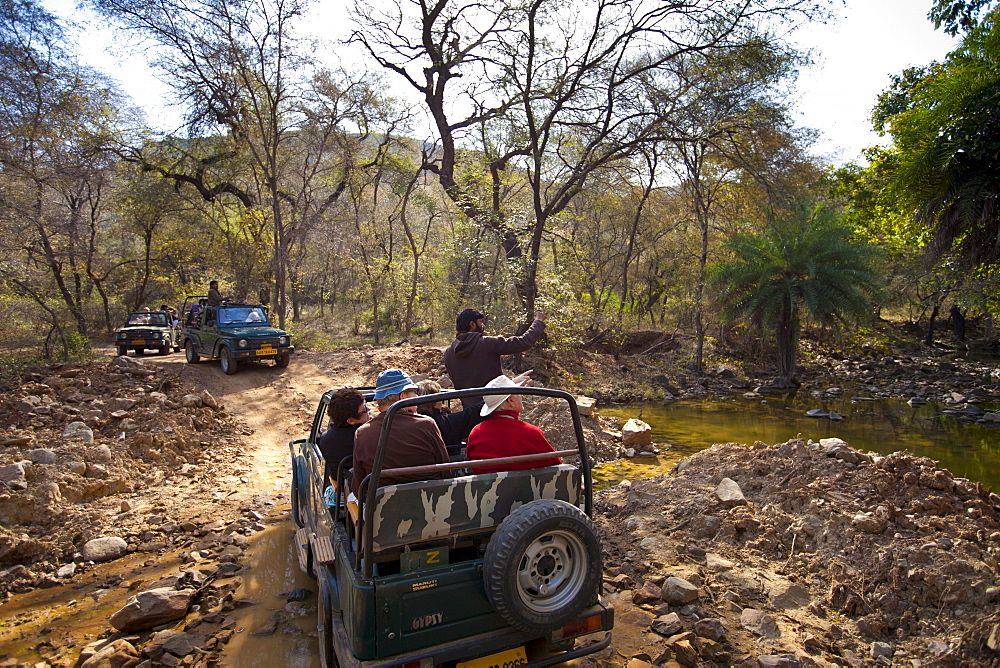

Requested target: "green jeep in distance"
[
  {"left": 289, "top": 386, "right": 613, "bottom": 667},
  {"left": 114, "top": 311, "right": 180, "bottom": 357},
  {"left": 179, "top": 296, "right": 294, "bottom": 374}
]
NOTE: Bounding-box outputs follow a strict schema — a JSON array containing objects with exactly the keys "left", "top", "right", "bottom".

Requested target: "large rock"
[
  {"left": 199, "top": 389, "right": 219, "bottom": 409},
  {"left": 106, "top": 398, "right": 137, "bottom": 412},
  {"left": 61, "top": 421, "right": 94, "bottom": 443},
  {"left": 741, "top": 608, "right": 780, "bottom": 638},
  {"left": 769, "top": 581, "right": 811, "bottom": 609},
  {"left": 26, "top": 448, "right": 57, "bottom": 465},
  {"left": 575, "top": 395, "right": 596, "bottom": 417},
  {"left": 651, "top": 612, "right": 683, "bottom": 636},
  {"left": 621, "top": 418, "right": 653, "bottom": 446},
  {"left": 109, "top": 587, "right": 195, "bottom": 632},
  {"left": 715, "top": 478, "right": 746, "bottom": 507},
  {"left": 181, "top": 394, "right": 204, "bottom": 408},
  {"left": 660, "top": 576, "right": 700, "bottom": 605},
  {"left": 82, "top": 536, "right": 128, "bottom": 562},
  {"left": 0, "top": 462, "right": 28, "bottom": 490},
  {"left": 78, "top": 638, "right": 139, "bottom": 668}
]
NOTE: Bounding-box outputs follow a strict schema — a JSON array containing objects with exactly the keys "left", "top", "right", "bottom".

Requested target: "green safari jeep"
[
  {"left": 114, "top": 311, "right": 180, "bottom": 356},
  {"left": 289, "top": 386, "right": 613, "bottom": 667},
  {"left": 179, "top": 296, "right": 294, "bottom": 374}
]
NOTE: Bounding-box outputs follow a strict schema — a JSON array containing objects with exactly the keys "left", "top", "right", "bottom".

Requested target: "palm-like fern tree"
[{"left": 709, "top": 209, "right": 882, "bottom": 385}]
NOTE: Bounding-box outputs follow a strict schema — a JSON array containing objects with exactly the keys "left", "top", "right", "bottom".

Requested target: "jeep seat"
[{"left": 366, "top": 463, "right": 581, "bottom": 554}]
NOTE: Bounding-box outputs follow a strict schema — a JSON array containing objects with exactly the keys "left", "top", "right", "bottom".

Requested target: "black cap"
[{"left": 456, "top": 308, "right": 485, "bottom": 332}]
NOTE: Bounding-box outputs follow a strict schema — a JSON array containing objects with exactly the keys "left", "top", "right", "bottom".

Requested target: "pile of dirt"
[
  {"left": 0, "top": 356, "right": 249, "bottom": 597},
  {"left": 593, "top": 438, "right": 1000, "bottom": 666}
]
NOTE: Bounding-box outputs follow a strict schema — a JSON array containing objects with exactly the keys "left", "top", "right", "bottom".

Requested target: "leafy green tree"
[
  {"left": 709, "top": 209, "right": 882, "bottom": 385},
  {"left": 873, "top": 10, "right": 1000, "bottom": 269}
]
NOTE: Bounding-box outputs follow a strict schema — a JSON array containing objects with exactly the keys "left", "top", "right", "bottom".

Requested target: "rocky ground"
[{"left": 0, "top": 337, "right": 998, "bottom": 666}]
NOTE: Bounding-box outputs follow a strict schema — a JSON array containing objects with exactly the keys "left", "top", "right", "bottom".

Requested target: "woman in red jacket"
[{"left": 466, "top": 373, "right": 561, "bottom": 474}]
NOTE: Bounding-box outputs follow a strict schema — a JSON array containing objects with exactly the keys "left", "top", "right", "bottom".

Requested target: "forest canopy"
[{"left": 0, "top": 0, "right": 994, "bottom": 384}]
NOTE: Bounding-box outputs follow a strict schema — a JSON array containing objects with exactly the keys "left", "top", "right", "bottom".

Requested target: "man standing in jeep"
[
  {"left": 207, "top": 280, "right": 225, "bottom": 306},
  {"left": 444, "top": 308, "right": 546, "bottom": 407}
]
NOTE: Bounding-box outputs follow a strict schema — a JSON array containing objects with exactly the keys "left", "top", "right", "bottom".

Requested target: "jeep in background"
[
  {"left": 114, "top": 311, "right": 180, "bottom": 356},
  {"left": 179, "top": 296, "right": 294, "bottom": 374},
  {"left": 289, "top": 386, "right": 613, "bottom": 667}
]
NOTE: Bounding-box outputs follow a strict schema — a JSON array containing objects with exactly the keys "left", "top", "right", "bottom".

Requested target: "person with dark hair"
[
  {"left": 415, "top": 379, "right": 489, "bottom": 446},
  {"left": 443, "top": 308, "right": 546, "bottom": 407},
  {"left": 351, "top": 369, "right": 450, "bottom": 496},
  {"left": 207, "top": 280, "right": 225, "bottom": 306},
  {"left": 317, "top": 389, "right": 370, "bottom": 487},
  {"left": 466, "top": 374, "right": 560, "bottom": 474}
]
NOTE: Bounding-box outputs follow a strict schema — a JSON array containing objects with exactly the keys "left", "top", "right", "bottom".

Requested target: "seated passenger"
[
  {"left": 317, "top": 389, "right": 370, "bottom": 489},
  {"left": 466, "top": 374, "right": 561, "bottom": 474},
  {"left": 351, "top": 369, "right": 449, "bottom": 496},
  {"left": 415, "top": 379, "right": 489, "bottom": 445}
]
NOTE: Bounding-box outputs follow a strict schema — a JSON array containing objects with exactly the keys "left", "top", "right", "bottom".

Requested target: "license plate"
[
  {"left": 400, "top": 546, "right": 449, "bottom": 572},
  {"left": 257, "top": 346, "right": 276, "bottom": 356},
  {"left": 457, "top": 647, "right": 527, "bottom": 668},
  {"left": 132, "top": 339, "right": 145, "bottom": 345}
]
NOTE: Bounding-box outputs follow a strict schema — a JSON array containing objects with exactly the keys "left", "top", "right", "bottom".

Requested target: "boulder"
[
  {"left": 621, "top": 418, "right": 653, "bottom": 446},
  {"left": 651, "top": 612, "right": 683, "bottom": 636},
  {"left": 107, "top": 398, "right": 137, "bottom": 412},
  {"left": 694, "top": 617, "right": 726, "bottom": 642},
  {"left": 199, "top": 389, "right": 219, "bottom": 409},
  {"left": 660, "top": 576, "right": 700, "bottom": 605},
  {"left": 0, "top": 462, "right": 28, "bottom": 490},
  {"left": 88, "top": 444, "right": 113, "bottom": 463},
  {"left": 768, "top": 581, "right": 811, "bottom": 609},
  {"left": 61, "top": 421, "right": 94, "bottom": 443},
  {"left": 181, "top": 394, "right": 204, "bottom": 408},
  {"left": 741, "top": 608, "right": 780, "bottom": 638},
  {"left": 715, "top": 478, "right": 746, "bottom": 507},
  {"left": 575, "top": 395, "right": 596, "bottom": 417},
  {"left": 82, "top": 536, "right": 128, "bottom": 562},
  {"left": 26, "top": 448, "right": 57, "bottom": 465},
  {"left": 109, "top": 587, "right": 195, "bottom": 632},
  {"left": 632, "top": 584, "right": 662, "bottom": 605},
  {"left": 78, "top": 638, "right": 140, "bottom": 668}
]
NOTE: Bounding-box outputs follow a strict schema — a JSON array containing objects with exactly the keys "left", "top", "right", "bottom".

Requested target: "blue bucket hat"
[{"left": 374, "top": 369, "right": 418, "bottom": 401}]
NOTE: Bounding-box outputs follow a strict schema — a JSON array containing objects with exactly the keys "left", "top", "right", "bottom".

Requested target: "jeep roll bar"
[{"left": 359, "top": 386, "right": 593, "bottom": 578}]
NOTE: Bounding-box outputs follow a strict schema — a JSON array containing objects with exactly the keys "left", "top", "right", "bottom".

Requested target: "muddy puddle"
[
  {"left": 218, "top": 510, "right": 320, "bottom": 667},
  {"left": 594, "top": 395, "right": 1000, "bottom": 489}
]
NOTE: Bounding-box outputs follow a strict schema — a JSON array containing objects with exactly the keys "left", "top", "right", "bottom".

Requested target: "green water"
[{"left": 595, "top": 394, "right": 1000, "bottom": 491}]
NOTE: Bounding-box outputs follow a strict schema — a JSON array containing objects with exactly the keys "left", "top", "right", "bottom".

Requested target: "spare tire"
[{"left": 483, "top": 499, "right": 600, "bottom": 632}]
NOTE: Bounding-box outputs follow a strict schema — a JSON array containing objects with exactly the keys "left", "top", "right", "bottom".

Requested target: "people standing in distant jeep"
[
  {"left": 318, "top": 389, "right": 370, "bottom": 488},
  {"left": 207, "top": 281, "right": 224, "bottom": 306},
  {"left": 444, "top": 308, "right": 546, "bottom": 408}
]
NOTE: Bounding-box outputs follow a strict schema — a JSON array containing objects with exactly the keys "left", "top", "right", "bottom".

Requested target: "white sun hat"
[{"left": 480, "top": 374, "right": 530, "bottom": 416}]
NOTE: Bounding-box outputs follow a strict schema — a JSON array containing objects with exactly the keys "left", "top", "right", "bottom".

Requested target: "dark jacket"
[
  {"left": 430, "top": 403, "right": 487, "bottom": 445},
  {"left": 317, "top": 423, "right": 360, "bottom": 488},
  {"left": 444, "top": 319, "right": 545, "bottom": 407}
]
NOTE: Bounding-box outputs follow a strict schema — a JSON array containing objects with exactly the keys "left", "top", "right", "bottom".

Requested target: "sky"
[{"left": 43, "top": 0, "right": 959, "bottom": 165}]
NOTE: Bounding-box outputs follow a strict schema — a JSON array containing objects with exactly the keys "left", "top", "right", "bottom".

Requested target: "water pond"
[{"left": 594, "top": 393, "right": 1000, "bottom": 491}]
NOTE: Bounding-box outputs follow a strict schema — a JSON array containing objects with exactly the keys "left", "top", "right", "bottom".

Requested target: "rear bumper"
[{"left": 329, "top": 601, "right": 613, "bottom": 668}]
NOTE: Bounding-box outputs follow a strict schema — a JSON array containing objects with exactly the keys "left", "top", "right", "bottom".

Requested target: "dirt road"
[{"left": 162, "top": 350, "right": 367, "bottom": 666}]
